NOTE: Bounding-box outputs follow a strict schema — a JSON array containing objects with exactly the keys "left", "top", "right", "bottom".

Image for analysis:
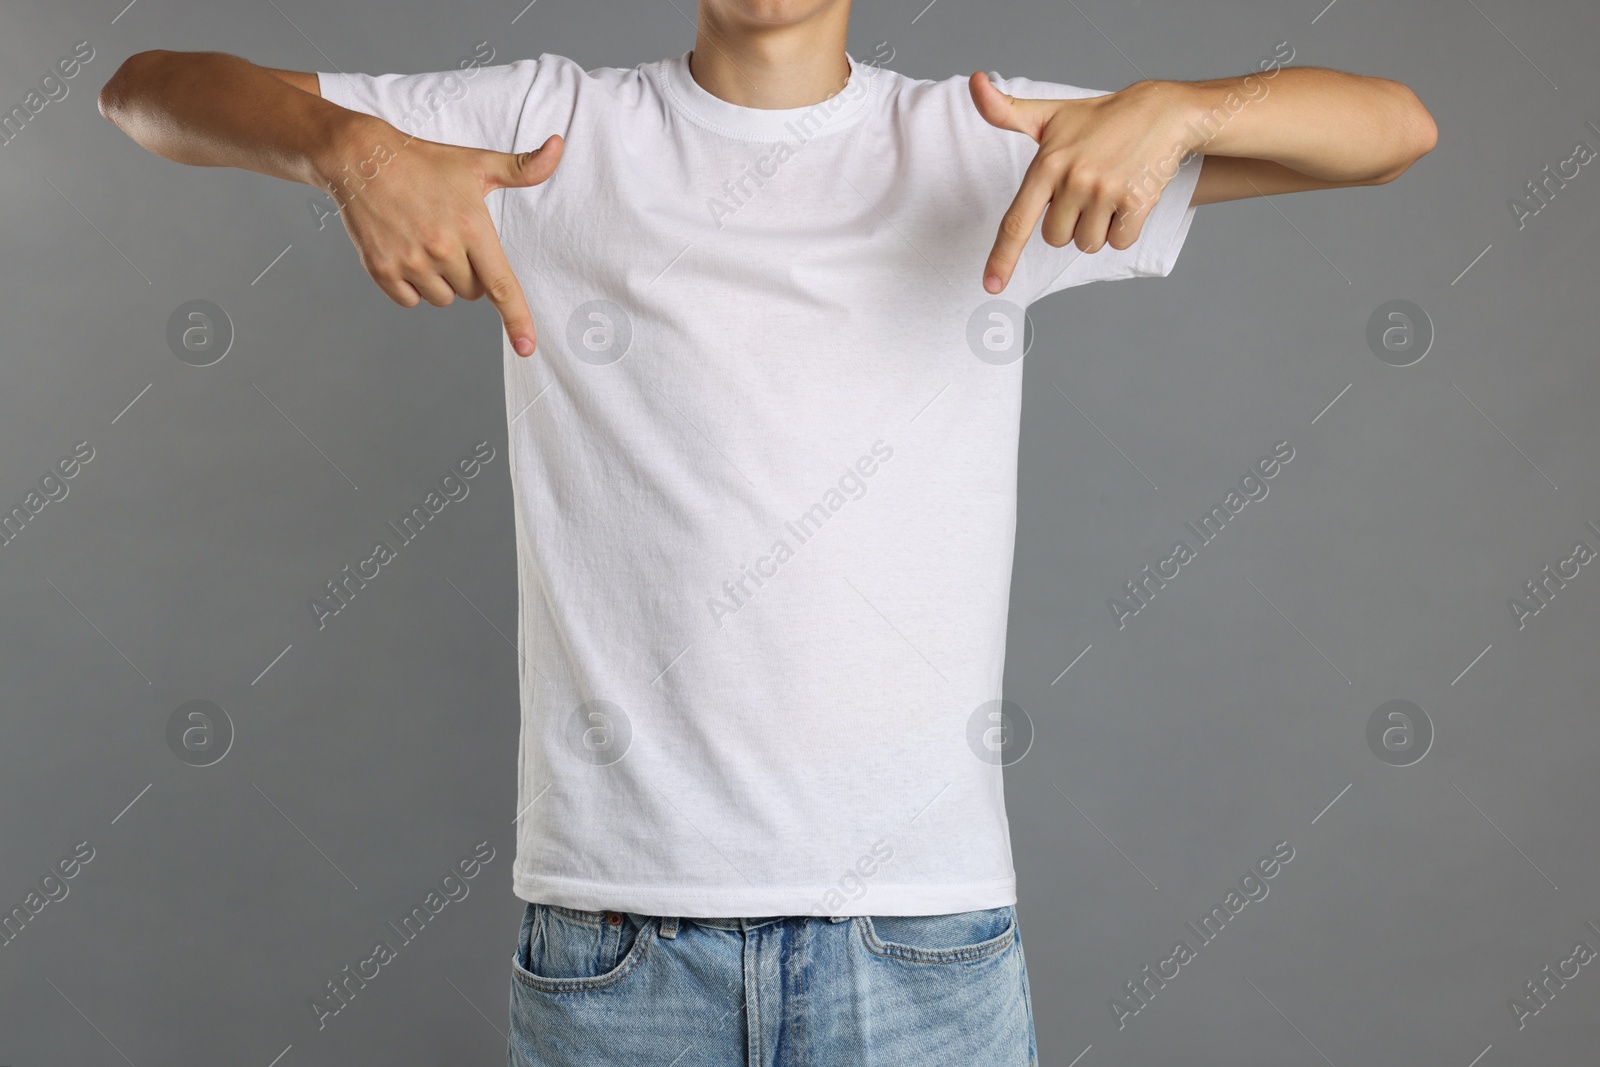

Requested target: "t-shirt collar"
[{"left": 657, "top": 49, "right": 875, "bottom": 142}]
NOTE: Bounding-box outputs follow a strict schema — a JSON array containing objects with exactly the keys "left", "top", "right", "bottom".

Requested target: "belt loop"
[
  {"left": 659, "top": 915, "right": 679, "bottom": 939},
  {"left": 828, "top": 914, "right": 849, "bottom": 923}
]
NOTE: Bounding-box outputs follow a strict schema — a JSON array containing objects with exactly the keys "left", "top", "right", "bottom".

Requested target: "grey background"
[{"left": 1, "top": 0, "right": 1595, "bottom": 1064}]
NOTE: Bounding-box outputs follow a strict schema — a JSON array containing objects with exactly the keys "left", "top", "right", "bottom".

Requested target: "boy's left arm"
[{"left": 972, "top": 66, "right": 1438, "bottom": 293}]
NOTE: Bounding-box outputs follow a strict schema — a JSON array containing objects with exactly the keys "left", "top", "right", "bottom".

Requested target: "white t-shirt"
[{"left": 318, "top": 50, "right": 1201, "bottom": 917}]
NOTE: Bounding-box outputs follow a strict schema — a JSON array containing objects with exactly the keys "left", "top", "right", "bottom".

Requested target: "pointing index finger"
[
  {"left": 985, "top": 152, "right": 1055, "bottom": 294},
  {"left": 467, "top": 235, "right": 536, "bottom": 356}
]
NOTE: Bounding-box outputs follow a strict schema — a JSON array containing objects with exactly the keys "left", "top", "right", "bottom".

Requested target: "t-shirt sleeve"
[
  {"left": 984, "top": 73, "right": 1203, "bottom": 304},
  {"left": 316, "top": 57, "right": 555, "bottom": 154}
]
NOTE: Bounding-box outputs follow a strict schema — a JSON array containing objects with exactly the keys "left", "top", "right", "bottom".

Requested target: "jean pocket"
[
  {"left": 512, "top": 902, "right": 654, "bottom": 992},
  {"left": 858, "top": 905, "right": 1017, "bottom": 963}
]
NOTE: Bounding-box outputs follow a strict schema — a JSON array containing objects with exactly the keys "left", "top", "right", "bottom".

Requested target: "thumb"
[
  {"left": 487, "top": 133, "right": 564, "bottom": 190},
  {"left": 968, "top": 72, "right": 1051, "bottom": 142}
]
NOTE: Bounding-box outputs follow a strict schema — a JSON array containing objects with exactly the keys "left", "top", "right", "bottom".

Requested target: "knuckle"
[
  {"left": 420, "top": 233, "right": 454, "bottom": 260},
  {"left": 1000, "top": 212, "right": 1031, "bottom": 240},
  {"left": 485, "top": 275, "right": 518, "bottom": 304},
  {"left": 1064, "top": 168, "right": 1101, "bottom": 194}
]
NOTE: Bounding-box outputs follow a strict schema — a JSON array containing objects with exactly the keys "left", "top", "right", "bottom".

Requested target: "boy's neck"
[{"left": 689, "top": 4, "right": 852, "bottom": 111}]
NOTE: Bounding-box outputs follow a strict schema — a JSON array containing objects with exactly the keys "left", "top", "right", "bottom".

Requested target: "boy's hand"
[
  {"left": 969, "top": 72, "right": 1190, "bottom": 294},
  {"left": 322, "top": 122, "right": 563, "bottom": 356}
]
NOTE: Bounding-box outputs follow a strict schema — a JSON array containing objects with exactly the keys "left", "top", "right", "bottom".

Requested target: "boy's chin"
[{"left": 708, "top": 0, "right": 844, "bottom": 27}]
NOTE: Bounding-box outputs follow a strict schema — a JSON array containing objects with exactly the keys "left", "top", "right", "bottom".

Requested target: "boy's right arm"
[{"left": 97, "top": 50, "right": 561, "bottom": 355}]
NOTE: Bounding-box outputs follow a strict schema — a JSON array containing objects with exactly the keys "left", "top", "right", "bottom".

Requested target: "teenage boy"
[{"left": 99, "top": 1, "right": 1434, "bottom": 1062}]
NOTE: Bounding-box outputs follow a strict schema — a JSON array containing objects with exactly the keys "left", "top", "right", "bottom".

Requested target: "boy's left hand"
[{"left": 970, "top": 72, "right": 1192, "bottom": 293}]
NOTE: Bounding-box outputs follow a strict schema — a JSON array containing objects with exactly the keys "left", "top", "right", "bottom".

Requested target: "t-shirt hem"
[{"left": 513, "top": 871, "right": 1017, "bottom": 917}]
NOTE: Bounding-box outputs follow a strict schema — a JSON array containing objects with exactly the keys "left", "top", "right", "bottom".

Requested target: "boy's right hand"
[{"left": 322, "top": 123, "right": 564, "bottom": 357}]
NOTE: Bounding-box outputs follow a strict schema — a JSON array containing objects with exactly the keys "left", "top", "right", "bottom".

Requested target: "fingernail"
[
  {"left": 984, "top": 273, "right": 1002, "bottom": 293},
  {"left": 513, "top": 336, "right": 533, "bottom": 356}
]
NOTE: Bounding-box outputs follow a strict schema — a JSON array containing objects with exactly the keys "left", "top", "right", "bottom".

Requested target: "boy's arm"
[
  {"left": 97, "top": 50, "right": 560, "bottom": 355},
  {"left": 971, "top": 66, "right": 1437, "bottom": 293}
]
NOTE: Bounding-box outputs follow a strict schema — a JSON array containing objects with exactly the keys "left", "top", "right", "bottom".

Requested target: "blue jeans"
[{"left": 509, "top": 902, "right": 1037, "bottom": 1066}]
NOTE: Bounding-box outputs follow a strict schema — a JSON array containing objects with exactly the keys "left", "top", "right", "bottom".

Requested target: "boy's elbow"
[
  {"left": 98, "top": 49, "right": 176, "bottom": 120},
  {"left": 1383, "top": 84, "right": 1437, "bottom": 182},
  {"left": 1360, "top": 87, "right": 1434, "bottom": 185},
  {"left": 1403, "top": 88, "right": 1438, "bottom": 162}
]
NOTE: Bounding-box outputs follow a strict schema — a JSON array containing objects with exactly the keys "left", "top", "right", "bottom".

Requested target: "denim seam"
[
  {"left": 856, "top": 913, "right": 1016, "bottom": 963},
  {"left": 748, "top": 927, "right": 762, "bottom": 1067},
  {"left": 512, "top": 919, "right": 655, "bottom": 992}
]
